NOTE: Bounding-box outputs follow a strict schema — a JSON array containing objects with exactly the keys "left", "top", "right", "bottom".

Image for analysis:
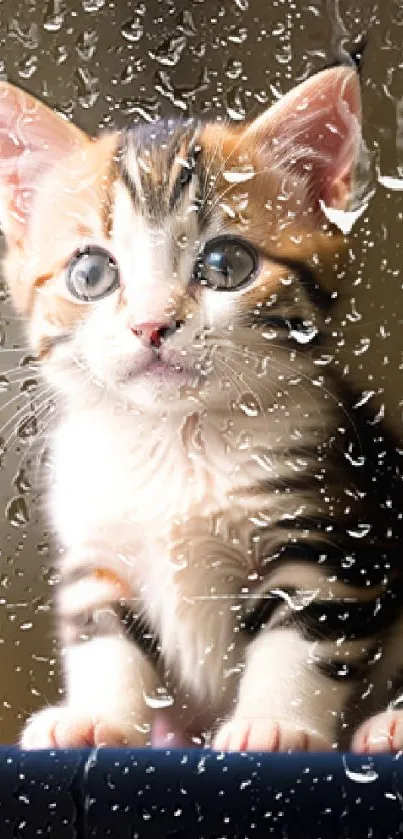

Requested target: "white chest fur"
[
  {"left": 49, "top": 386, "right": 326, "bottom": 704},
  {"left": 52, "top": 403, "right": 240, "bottom": 550}
]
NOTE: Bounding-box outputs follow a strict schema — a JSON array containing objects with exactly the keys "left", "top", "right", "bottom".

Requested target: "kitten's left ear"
[
  {"left": 0, "top": 81, "right": 89, "bottom": 246},
  {"left": 245, "top": 65, "right": 362, "bottom": 213}
]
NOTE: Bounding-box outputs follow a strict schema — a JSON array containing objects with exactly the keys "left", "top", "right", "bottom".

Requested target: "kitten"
[{"left": 0, "top": 62, "right": 402, "bottom": 753}]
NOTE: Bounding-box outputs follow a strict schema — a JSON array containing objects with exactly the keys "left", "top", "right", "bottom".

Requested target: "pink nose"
[{"left": 130, "top": 322, "right": 172, "bottom": 349}]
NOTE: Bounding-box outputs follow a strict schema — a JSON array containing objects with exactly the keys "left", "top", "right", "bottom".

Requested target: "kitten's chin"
[{"left": 115, "top": 362, "right": 202, "bottom": 411}]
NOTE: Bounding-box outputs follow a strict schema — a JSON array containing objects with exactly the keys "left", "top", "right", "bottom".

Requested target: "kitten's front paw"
[
  {"left": 352, "top": 710, "right": 403, "bottom": 753},
  {"left": 213, "top": 716, "right": 331, "bottom": 752},
  {"left": 20, "top": 705, "right": 149, "bottom": 749}
]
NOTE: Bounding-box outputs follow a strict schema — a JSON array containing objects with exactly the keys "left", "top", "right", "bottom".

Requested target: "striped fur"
[{"left": 1, "top": 65, "right": 402, "bottom": 751}]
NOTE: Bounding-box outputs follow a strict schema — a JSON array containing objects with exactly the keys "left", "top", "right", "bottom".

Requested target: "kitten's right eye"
[{"left": 66, "top": 246, "right": 120, "bottom": 302}]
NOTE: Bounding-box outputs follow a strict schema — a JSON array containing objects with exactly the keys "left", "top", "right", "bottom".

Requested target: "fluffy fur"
[{"left": 0, "top": 65, "right": 402, "bottom": 752}]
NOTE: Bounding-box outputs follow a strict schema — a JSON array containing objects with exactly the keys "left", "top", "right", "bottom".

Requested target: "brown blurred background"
[{"left": 0, "top": 0, "right": 402, "bottom": 743}]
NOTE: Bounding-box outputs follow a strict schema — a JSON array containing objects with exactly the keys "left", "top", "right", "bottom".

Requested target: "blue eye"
[
  {"left": 66, "top": 246, "right": 120, "bottom": 302},
  {"left": 197, "top": 237, "right": 257, "bottom": 291}
]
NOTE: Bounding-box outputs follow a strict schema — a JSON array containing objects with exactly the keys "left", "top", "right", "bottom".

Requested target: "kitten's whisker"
[
  {"left": 213, "top": 357, "right": 244, "bottom": 402},
  {"left": 9, "top": 388, "right": 61, "bottom": 476},
  {"left": 226, "top": 345, "right": 331, "bottom": 442},
  {"left": 200, "top": 119, "right": 230, "bottom": 205},
  {"left": 0, "top": 346, "right": 31, "bottom": 353},
  {"left": 214, "top": 355, "right": 279, "bottom": 438},
  {"left": 215, "top": 344, "right": 329, "bottom": 445},
  {"left": 213, "top": 355, "right": 316, "bottom": 520},
  {"left": 13, "top": 402, "right": 57, "bottom": 474},
  {"left": 214, "top": 348, "right": 276, "bottom": 403},
  {"left": 214, "top": 350, "right": 273, "bottom": 433},
  {"left": 1, "top": 385, "right": 53, "bottom": 451},
  {"left": 0, "top": 306, "right": 26, "bottom": 318},
  {"left": 0, "top": 365, "right": 37, "bottom": 380},
  {"left": 220, "top": 341, "right": 362, "bottom": 451},
  {"left": 0, "top": 390, "right": 37, "bottom": 424},
  {"left": 17, "top": 371, "right": 100, "bottom": 481}
]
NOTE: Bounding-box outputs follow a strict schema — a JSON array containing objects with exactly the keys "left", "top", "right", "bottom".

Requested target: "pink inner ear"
[
  {"left": 247, "top": 66, "right": 362, "bottom": 211},
  {"left": 0, "top": 82, "right": 87, "bottom": 241}
]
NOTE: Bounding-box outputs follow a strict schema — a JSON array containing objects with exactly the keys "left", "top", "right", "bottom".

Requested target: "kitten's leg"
[
  {"left": 21, "top": 559, "right": 157, "bottom": 749},
  {"left": 351, "top": 617, "right": 403, "bottom": 753},
  {"left": 213, "top": 628, "right": 351, "bottom": 752},
  {"left": 351, "top": 710, "right": 403, "bottom": 753}
]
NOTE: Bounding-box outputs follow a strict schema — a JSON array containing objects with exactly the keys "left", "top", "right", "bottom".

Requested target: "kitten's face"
[
  {"left": 28, "top": 123, "right": 316, "bottom": 412},
  {"left": 0, "top": 66, "right": 361, "bottom": 413}
]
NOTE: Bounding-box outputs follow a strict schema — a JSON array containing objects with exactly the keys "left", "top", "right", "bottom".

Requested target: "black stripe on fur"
[
  {"left": 316, "top": 659, "right": 364, "bottom": 681},
  {"left": 243, "top": 581, "right": 403, "bottom": 642}
]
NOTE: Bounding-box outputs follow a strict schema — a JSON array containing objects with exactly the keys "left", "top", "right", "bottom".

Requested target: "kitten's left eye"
[
  {"left": 196, "top": 237, "right": 257, "bottom": 291},
  {"left": 66, "top": 246, "right": 120, "bottom": 302}
]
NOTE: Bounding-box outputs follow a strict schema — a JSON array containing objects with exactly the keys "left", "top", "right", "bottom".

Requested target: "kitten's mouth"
[
  {"left": 145, "top": 358, "right": 183, "bottom": 376},
  {"left": 123, "top": 353, "right": 188, "bottom": 384}
]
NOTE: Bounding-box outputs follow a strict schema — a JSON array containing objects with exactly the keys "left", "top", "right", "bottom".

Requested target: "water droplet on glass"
[
  {"left": 177, "top": 9, "right": 196, "bottom": 36},
  {"left": 224, "top": 86, "right": 247, "bottom": 121},
  {"left": 250, "top": 449, "right": 274, "bottom": 472},
  {"left": 82, "top": 0, "right": 105, "bottom": 11},
  {"left": 289, "top": 323, "right": 319, "bottom": 344},
  {"left": 344, "top": 449, "right": 365, "bottom": 468},
  {"left": 53, "top": 44, "right": 69, "bottom": 65},
  {"left": 319, "top": 199, "right": 370, "bottom": 234},
  {"left": 18, "top": 55, "right": 38, "bottom": 79},
  {"left": 238, "top": 431, "right": 252, "bottom": 449},
  {"left": 120, "top": 95, "right": 159, "bottom": 121},
  {"left": 8, "top": 19, "right": 39, "bottom": 49},
  {"left": 346, "top": 523, "right": 372, "bottom": 539},
  {"left": 169, "top": 67, "right": 208, "bottom": 109},
  {"left": 20, "top": 355, "right": 38, "bottom": 370},
  {"left": 225, "top": 58, "right": 243, "bottom": 80},
  {"left": 20, "top": 378, "right": 38, "bottom": 394},
  {"left": 223, "top": 164, "right": 254, "bottom": 183},
  {"left": 143, "top": 687, "right": 175, "bottom": 709},
  {"left": 176, "top": 233, "right": 188, "bottom": 250},
  {"left": 42, "top": 565, "right": 60, "bottom": 585},
  {"left": 17, "top": 415, "right": 38, "bottom": 440},
  {"left": 75, "top": 67, "right": 99, "bottom": 109},
  {"left": 13, "top": 468, "right": 31, "bottom": 494},
  {"left": 119, "top": 58, "right": 145, "bottom": 84},
  {"left": 353, "top": 390, "right": 375, "bottom": 409},
  {"left": 272, "top": 587, "right": 319, "bottom": 611},
  {"left": 171, "top": 554, "right": 188, "bottom": 572},
  {"left": 380, "top": 173, "right": 403, "bottom": 191},
  {"left": 149, "top": 35, "right": 187, "bottom": 67},
  {"left": 6, "top": 495, "right": 30, "bottom": 527},
  {"left": 342, "top": 756, "right": 379, "bottom": 784},
  {"left": 236, "top": 393, "right": 260, "bottom": 418},
  {"left": 227, "top": 25, "right": 248, "bottom": 44},
  {"left": 76, "top": 29, "right": 98, "bottom": 61},
  {"left": 121, "top": 16, "right": 144, "bottom": 43},
  {"left": 43, "top": 0, "right": 65, "bottom": 32}
]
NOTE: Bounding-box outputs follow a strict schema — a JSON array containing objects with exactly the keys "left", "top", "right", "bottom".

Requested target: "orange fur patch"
[
  {"left": 93, "top": 567, "right": 130, "bottom": 597},
  {"left": 199, "top": 122, "right": 347, "bottom": 301}
]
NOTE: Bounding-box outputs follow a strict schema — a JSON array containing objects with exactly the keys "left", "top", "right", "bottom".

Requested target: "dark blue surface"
[{"left": 0, "top": 749, "right": 402, "bottom": 837}]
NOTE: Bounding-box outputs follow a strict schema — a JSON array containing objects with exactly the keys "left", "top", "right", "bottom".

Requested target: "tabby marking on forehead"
[{"left": 117, "top": 119, "right": 204, "bottom": 221}]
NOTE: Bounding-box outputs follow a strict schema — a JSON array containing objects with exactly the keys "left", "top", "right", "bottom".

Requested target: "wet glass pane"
[{"left": 0, "top": 0, "right": 402, "bottom": 753}]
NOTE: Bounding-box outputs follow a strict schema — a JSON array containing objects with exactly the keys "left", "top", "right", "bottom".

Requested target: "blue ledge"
[{"left": 1, "top": 749, "right": 402, "bottom": 837}]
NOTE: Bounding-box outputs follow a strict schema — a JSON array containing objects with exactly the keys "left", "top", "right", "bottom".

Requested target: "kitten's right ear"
[
  {"left": 244, "top": 65, "right": 361, "bottom": 215},
  {"left": 0, "top": 82, "right": 89, "bottom": 247}
]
